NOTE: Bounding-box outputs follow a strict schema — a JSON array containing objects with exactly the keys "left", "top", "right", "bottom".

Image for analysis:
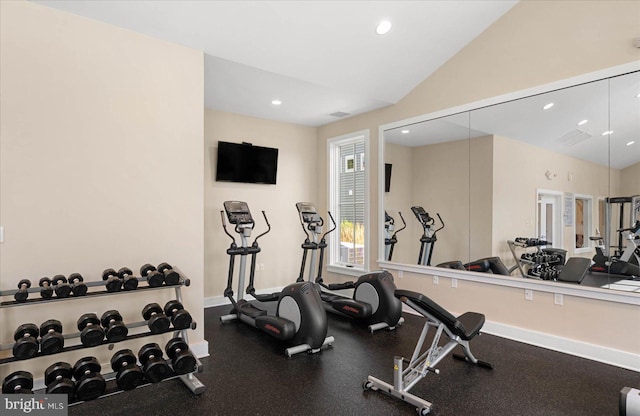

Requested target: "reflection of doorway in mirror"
[
  {"left": 537, "top": 190, "right": 562, "bottom": 247},
  {"left": 574, "top": 195, "right": 593, "bottom": 252}
]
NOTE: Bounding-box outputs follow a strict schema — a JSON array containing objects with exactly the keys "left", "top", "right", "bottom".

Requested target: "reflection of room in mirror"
[{"left": 383, "top": 70, "right": 640, "bottom": 291}]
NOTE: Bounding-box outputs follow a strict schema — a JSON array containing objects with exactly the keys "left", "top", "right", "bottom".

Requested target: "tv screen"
[
  {"left": 216, "top": 141, "right": 279, "bottom": 185},
  {"left": 385, "top": 163, "right": 392, "bottom": 193}
]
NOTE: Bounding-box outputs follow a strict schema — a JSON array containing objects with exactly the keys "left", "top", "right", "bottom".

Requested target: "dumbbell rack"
[
  {"left": 507, "top": 239, "right": 560, "bottom": 278},
  {"left": 0, "top": 268, "right": 205, "bottom": 403}
]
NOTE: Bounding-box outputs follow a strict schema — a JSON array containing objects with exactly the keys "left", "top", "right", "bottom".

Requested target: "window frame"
[{"left": 327, "top": 130, "right": 370, "bottom": 276}]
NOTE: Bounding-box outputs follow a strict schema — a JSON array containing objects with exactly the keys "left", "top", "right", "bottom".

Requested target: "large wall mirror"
[{"left": 382, "top": 68, "right": 640, "bottom": 293}]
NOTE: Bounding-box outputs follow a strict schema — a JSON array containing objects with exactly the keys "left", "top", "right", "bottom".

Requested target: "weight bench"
[{"left": 364, "top": 289, "right": 492, "bottom": 415}]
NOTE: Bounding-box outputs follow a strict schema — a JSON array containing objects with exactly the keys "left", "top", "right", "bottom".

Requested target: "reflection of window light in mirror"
[
  {"left": 627, "top": 141, "right": 636, "bottom": 146},
  {"left": 543, "top": 102, "right": 554, "bottom": 110},
  {"left": 577, "top": 119, "right": 588, "bottom": 126},
  {"left": 602, "top": 130, "right": 613, "bottom": 136},
  {"left": 401, "top": 130, "right": 409, "bottom": 134}
]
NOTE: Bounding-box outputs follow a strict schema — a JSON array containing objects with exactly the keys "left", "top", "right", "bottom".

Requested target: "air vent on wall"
[
  {"left": 556, "top": 129, "right": 592, "bottom": 146},
  {"left": 330, "top": 111, "right": 351, "bottom": 118}
]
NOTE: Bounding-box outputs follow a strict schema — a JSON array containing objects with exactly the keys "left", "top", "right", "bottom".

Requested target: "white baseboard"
[
  {"left": 204, "top": 295, "right": 229, "bottom": 308},
  {"left": 190, "top": 340, "right": 210, "bottom": 359},
  {"left": 481, "top": 321, "right": 640, "bottom": 372},
  {"left": 403, "top": 305, "right": 638, "bottom": 371}
]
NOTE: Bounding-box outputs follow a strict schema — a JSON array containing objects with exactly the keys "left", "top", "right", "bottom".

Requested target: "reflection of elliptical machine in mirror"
[
  {"left": 384, "top": 211, "right": 406, "bottom": 262},
  {"left": 411, "top": 206, "right": 444, "bottom": 266},
  {"left": 590, "top": 195, "right": 640, "bottom": 278}
]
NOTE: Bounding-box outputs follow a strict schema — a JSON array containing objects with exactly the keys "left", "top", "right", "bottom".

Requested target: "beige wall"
[
  {"left": 317, "top": 0, "right": 640, "bottom": 356},
  {"left": 0, "top": 1, "right": 204, "bottom": 378},
  {"left": 410, "top": 139, "right": 470, "bottom": 266},
  {"left": 204, "top": 109, "right": 318, "bottom": 299},
  {"left": 491, "top": 135, "right": 613, "bottom": 266},
  {"left": 620, "top": 162, "right": 640, "bottom": 196}
]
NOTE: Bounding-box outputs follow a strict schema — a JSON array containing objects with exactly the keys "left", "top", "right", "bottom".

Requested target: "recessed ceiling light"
[
  {"left": 602, "top": 130, "right": 613, "bottom": 136},
  {"left": 626, "top": 141, "right": 636, "bottom": 146},
  {"left": 543, "top": 103, "right": 554, "bottom": 110},
  {"left": 577, "top": 119, "right": 588, "bottom": 126},
  {"left": 271, "top": 99, "right": 282, "bottom": 106},
  {"left": 376, "top": 20, "right": 392, "bottom": 35},
  {"left": 401, "top": 130, "right": 410, "bottom": 134}
]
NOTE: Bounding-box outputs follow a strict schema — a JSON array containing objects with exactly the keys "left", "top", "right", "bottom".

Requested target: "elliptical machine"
[
  {"left": 384, "top": 211, "right": 406, "bottom": 262},
  {"left": 295, "top": 202, "right": 403, "bottom": 333},
  {"left": 591, "top": 195, "right": 640, "bottom": 278},
  {"left": 411, "top": 206, "right": 444, "bottom": 266},
  {"left": 219, "top": 201, "right": 333, "bottom": 357}
]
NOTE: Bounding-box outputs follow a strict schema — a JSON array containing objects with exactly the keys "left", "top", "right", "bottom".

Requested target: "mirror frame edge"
[{"left": 378, "top": 60, "right": 640, "bottom": 280}]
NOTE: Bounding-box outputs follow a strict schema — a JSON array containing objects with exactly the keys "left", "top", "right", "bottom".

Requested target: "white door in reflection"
[{"left": 537, "top": 191, "right": 562, "bottom": 247}]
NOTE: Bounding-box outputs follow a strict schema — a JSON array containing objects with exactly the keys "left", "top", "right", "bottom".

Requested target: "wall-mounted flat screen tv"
[
  {"left": 216, "top": 141, "right": 279, "bottom": 185},
  {"left": 385, "top": 163, "right": 392, "bottom": 193}
]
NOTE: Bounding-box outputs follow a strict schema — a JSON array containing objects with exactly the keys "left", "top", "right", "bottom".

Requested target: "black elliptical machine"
[
  {"left": 384, "top": 211, "right": 406, "bottom": 261},
  {"left": 219, "top": 201, "right": 334, "bottom": 357},
  {"left": 295, "top": 202, "right": 403, "bottom": 333},
  {"left": 411, "top": 206, "right": 444, "bottom": 266}
]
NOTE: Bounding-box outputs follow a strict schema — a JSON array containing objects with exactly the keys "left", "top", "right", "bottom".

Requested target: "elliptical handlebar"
[
  {"left": 253, "top": 210, "right": 271, "bottom": 246},
  {"left": 322, "top": 211, "right": 337, "bottom": 242},
  {"left": 392, "top": 212, "right": 407, "bottom": 239},
  {"left": 434, "top": 213, "right": 445, "bottom": 234},
  {"left": 220, "top": 210, "right": 237, "bottom": 245}
]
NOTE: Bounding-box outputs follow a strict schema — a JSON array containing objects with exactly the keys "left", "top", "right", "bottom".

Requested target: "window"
[
  {"left": 328, "top": 131, "right": 369, "bottom": 274},
  {"left": 345, "top": 155, "right": 355, "bottom": 173},
  {"left": 574, "top": 195, "right": 593, "bottom": 252}
]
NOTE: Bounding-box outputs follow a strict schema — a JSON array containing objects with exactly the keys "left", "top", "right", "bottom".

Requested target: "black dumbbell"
[
  {"left": 14, "top": 279, "right": 31, "bottom": 302},
  {"left": 158, "top": 262, "right": 180, "bottom": 286},
  {"left": 72, "top": 357, "right": 105, "bottom": 401},
  {"left": 39, "top": 277, "right": 54, "bottom": 299},
  {"left": 77, "top": 313, "right": 105, "bottom": 347},
  {"left": 111, "top": 349, "right": 143, "bottom": 391},
  {"left": 52, "top": 275, "right": 71, "bottom": 298},
  {"left": 164, "top": 300, "right": 193, "bottom": 330},
  {"left": 2, "top": 371, "right": 33, "bottom": 394},
  {"left": 140, "top": 264, "right": 164, "bottom": 287},
  {"left": 138, "top": 343, "right": 171, "bottom": 383},
  {"left": 44, "top": 362, "right": 74, "bottom": 396},
  {"left": 142, "top": 303, "right": 171, "bottom": 334},
  {"left": 69, "top": 273, "right": 88, "bottom": 296},
  {"left": 100, "top": 310, "right": 128, "bottom": 342},
  {"left": 117, "top": 267, "right": 139, "bottom": 291},
  {"left": 102, "top": 268, "right": 123, "bottom": 292},
  {"left": 13, "top": 323, "right": 39, "bottom": 359},
  {"left": 39, "top": 319, "right": 64, "bottom": 355},
  {"left": 165, "top": 338, "right": 196, "bottom": 375}
]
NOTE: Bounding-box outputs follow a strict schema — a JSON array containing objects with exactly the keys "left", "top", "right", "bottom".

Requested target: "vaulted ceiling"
[{"left": 32, "top": 1, "right": 518, "bottom": 126}]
